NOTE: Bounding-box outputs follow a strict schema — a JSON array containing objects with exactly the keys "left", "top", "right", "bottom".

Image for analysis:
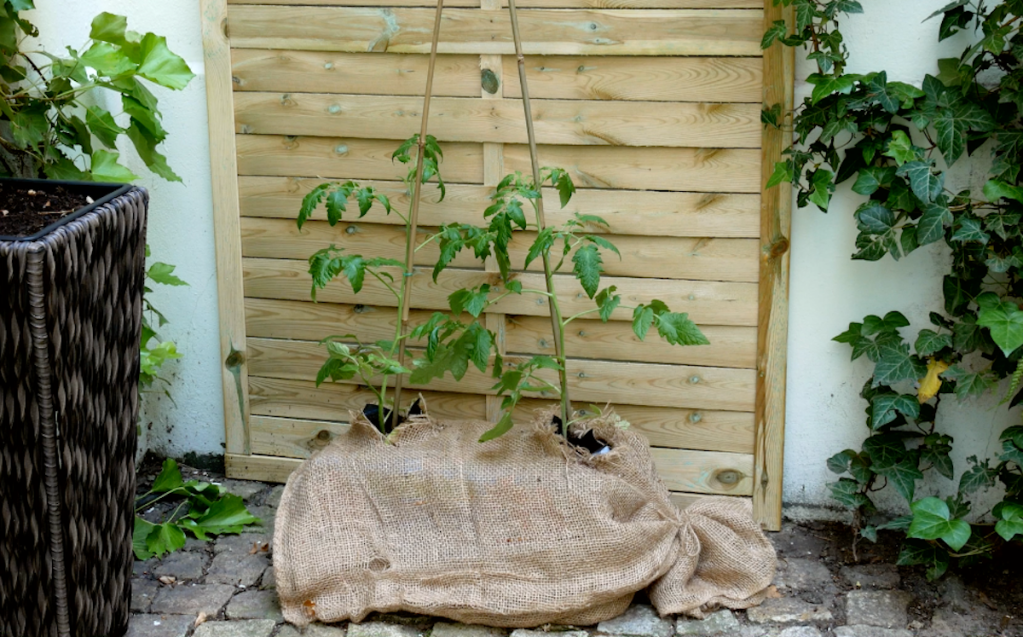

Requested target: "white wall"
[
  {"left": 784, "top": 0, "right": 1016, "bottom": 517},
  {"left": 28, "top": 1, "right": 226, "bottom": 460},
  {"left": 23, "top": 1, "right": 1016, "bottom": 514}
]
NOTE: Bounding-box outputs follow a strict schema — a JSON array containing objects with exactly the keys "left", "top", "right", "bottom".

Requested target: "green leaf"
[
  {"left": 959, "top": 458, "right": 999, "bottom": 495},
  {"left": 632, "top": 305, "right": 655, "bottom": 341},
  {"left": 863, "top": 311, "right": 910, "bottom": 335},
  {"left": 126, "top": 123, "right": 181, "bottom": 182},
  {"left": 132, "top": 518, "right": 157, "bottom": 560},
  {"left": 656, "top": 312, "right": 709, "bottom": 346},
  {"left": 137, "top": 33, "right": 195, "bottom": 90},
  {"left": 808, "top": 169, "right": 834, "bottom": 210},
  {"left": 525, "top": 228, "right": 554, "bottom": 270},
  {"left": 190, "top": 494, "right": 260, "bottom": 534},
  {"left": 145, "top": 522, "right": 187, "bottom": 559},
  {"left": 898, "top": 539, "right": 950, "bottom": 580},
  {"left": 829, "top": 478, "right": 874, "bottom": 510},
  {"left": 915, "top": 329, "right": 951, "bottom": 357},
  {"left": 326, "top": 188, "right": 349, "bottom": 225},
  {"left": 855, "top": 201, "right": 895, "bottom": 234},
  {"left": 122, "top": 95, "right": 167, "bottom": 142},
  {"left": 878, "top": 456, "right": 924, "bottom": 503},
  {"left": 995, "top": 503, "right": 1023, "bottom": 542},
  {"left": 594, "top": 285, "right": 621, "bottom": 322},
  {"left": 90, "top": 150, "right": 138, "bottom": 183},
  {"left": 908, "top": 497, "right": 972, "bottom": 551},
  {"left": 827, "top": 449, "right": 873, "bottom": 484},
  {"left": 89, "top": 12, "right": 128, "bottom": 46},
  {"left": 572, "top": 244, "right": 603, "bottom": 299},
  {"left": 9, "top": 0, "right": 35, "bottom": 10},
  {"left": 808, "top": 73, "right": 857, "bottom": 105},
  {"left": 85, "top": 106, "right": 124, "bottom": 149},
  {"left": 873, "top": 340, "right": 926, "bottom": 388},
  {"left": 298, "top": 184, "right": 329, "bottom": 229},
  {"left": 950, "top": 217, "right": 989, "bottom": 244},
  {"left": 761, "top": 20, "right": 788, "bottom": 50},
  {"left": 871, "top": 393, "right": 920, "bottom": 430},
  {"left": 151, "top": 458, "right": 184, "bottom": 493},
  {"left": 148, "top": 262, "right": 187, "bottom": 287},
  {"left": 448, "top": 285, "right": 490, "bottom": 318},
  {"left": 766, "top": 161, "right": 793, "bottom": 188},
  {"left": 860, "top": 526, "right": 878, "bottom": 543},
  {"left": 851, "top": 166, "right": 895, "bottom": 196},
  {"left": 978, "top": 301, "right": 1023, "bottom": 356},
  {"left": 896, "top": 161, "right": 944, "bottom": 204},
  {"left": 80, "top": 41, "right": 136, "bottom": 76},
  {"left": 479, "top": 412, "right": 514, "bottom": 442},
  {"left": 884, "top": 130, "right": 919, "bottom": 165},
  {"left": 917, "top": 203, "right": 953, "bottom": 246},
  {"left": 984, "top": 179, "right": 1023, "bottom": 204}
]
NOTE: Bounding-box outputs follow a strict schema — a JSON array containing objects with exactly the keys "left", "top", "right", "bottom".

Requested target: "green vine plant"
[
  {"left": 1, "top": 4, "right": 194, "bottom": 392},
  {"left": 299, "top": 135, "right": 709, "bottom": 442},
  {"left": 765, "top": 0, "right": 1023, "bottom": 577}
]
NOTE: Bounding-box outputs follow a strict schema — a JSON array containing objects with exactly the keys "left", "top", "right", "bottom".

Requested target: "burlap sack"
[{"left": 274, "top": 405, "right": 775, "bottom": 627}]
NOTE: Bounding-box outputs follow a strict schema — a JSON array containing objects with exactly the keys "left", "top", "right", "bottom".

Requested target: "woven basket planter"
[{"left": 0, "top": 179, "right": 148, "bottom": 637}]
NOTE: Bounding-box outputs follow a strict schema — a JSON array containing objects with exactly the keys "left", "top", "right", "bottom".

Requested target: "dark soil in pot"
[
  {"left": 551, "top": 415, "right": 611, "bottom": 455},
  {"left": 0, "top": 182, "right": 91, "bottom": 236},
  {"left": 363, "top": 398, "right": 424, "bottom": 434}
]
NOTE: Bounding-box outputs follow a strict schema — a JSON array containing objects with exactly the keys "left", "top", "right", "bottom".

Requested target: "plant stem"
[
  {"left": 508, "top": 0, "right": 571, "bottom": 430},
  {"left": 391, "top": 0, "right": 445, "bottom": 429}
]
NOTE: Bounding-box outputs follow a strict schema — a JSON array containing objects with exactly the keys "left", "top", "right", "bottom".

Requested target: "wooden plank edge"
[
  {"left": 201, "top": 0, "right": 251, "bottom": 455},
  {"left": 752, "top": 0, "right": 794, "bottom": 532}
]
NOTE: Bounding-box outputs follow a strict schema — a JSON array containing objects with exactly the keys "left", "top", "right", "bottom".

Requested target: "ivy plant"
[
  {"left": 1, "top": 3, "right": 194, "bottom": 392},
  {"left": 134, "top": 459, "right": 260, "bottom": 560},
  {"left": 299, "top": 136, "right": 709, "bottom": 440},
  {"left": 765, "top": 0, "right": 1023, "bottom": 577}
]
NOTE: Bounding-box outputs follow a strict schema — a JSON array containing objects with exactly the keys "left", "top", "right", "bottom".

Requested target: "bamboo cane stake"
[
  {"left": 392, "top": 0, "right": 445, "bottom": 429},
  {"left": 508, "top": 0, "right": 572, "bottom": 424}
]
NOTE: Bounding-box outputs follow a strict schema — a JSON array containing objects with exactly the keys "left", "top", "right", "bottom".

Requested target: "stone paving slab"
[
  {"left": 839, "top": 565, "right": 900, "bottom": 590},
  {"left": 206, "top": 553, "right": 269, "bottom": 587},
  {"left": 432, "top": 623, "right": 507, "bottom": 637},
  {"left": 226, "top": 589, "right": 284, "bottom": 622},
  {"left": 597, "top": 604, "right": 672, "bottom": 637},
  {"left": 278, "top": 624, "right": 348, "bottom": 637},
  {"left": 217, "top": 479, "right": 266, "bottom": 502},
  {"left": 259, "top": 566, "right": 275, "bottom": 590},
  {"left": 350, "top": 622, "right": 427, "bottom": 637},
  {"left": 154, "top": 551, "right": 205, "bottom": 581},
  {"left": 150, "top": 583, "right": 237, "bottom": 617},
  {"left": 131, "top": 580, "right": 160, "bottom": 613},
  {"left": 126, "top": 614, "right": 196, "bottom": 637},
  {"left": 834, "top": 627, "right": 914, "bottom": 637},
  {"left": 773, "top": 559, "right": 833, "bottom": 591},
  {"left": 675, "top": 610, "right": 740, "bottom": 636},
  {"left": 844, "top": 591, "right": 912, "bottom": 628},
  {"left": 746, "top": 598, "right": 833, "bottom": 625},
  {"left": 193, "top": 619, "right": 276, "bottom": 637},
  {"left": 215, "top": 533, "right": 271, "bottom": 556}
]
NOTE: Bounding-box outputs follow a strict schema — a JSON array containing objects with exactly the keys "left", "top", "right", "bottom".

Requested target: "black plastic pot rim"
[{"left": 0, "top": 177, "right": 133, "bottom": 242}]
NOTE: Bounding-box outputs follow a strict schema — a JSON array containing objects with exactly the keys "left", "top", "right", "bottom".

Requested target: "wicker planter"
[{"left": 0, "top": 179, "right": 149, "bottom": 637}]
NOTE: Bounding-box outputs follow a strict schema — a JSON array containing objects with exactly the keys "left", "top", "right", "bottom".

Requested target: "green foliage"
[
  {"left": 133, "top": 459, "right": 260, "bottom": 559},
  {"left": 767, "top": 0, "right": 1023, "bottom": 575},
  {"left": 2, "top": 7, "right": 193, "bottom": 393},
  {"left": 298, "top": 136, "right": 709, "bottom": 438}
]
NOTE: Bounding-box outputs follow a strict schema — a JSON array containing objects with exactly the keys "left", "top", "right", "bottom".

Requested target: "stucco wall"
[{"left": 22, "top": 0, "right": 1016, "bottom": 515}]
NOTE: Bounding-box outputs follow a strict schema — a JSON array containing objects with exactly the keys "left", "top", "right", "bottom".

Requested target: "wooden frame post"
[{"left": 754, "top": 0, "right": 795, "bottom": 531}]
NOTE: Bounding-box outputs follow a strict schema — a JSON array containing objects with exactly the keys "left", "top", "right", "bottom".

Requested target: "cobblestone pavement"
[{"left": 128, "top": 477, "right": 1021, "bottom": 637}]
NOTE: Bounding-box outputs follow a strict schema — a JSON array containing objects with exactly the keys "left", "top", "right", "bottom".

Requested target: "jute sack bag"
[{"left": 274, "top": 405, "right": 776, "bottom": 628}]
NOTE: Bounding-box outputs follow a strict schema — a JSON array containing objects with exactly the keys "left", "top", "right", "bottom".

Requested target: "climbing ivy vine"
[{"left": 765, "top": 0, "right": 1023, "bottom": 577}]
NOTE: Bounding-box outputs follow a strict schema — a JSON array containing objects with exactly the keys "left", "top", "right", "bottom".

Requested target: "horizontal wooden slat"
[
  {"left": 244, "top": 298, "right": 755, "bottom": 368},
  {"left": 247, "top": 376, "right": 754, "bottom": 452},
  {"left": 668, "top": 492, "right": 749, "bottom": 510},
  {"left": 243, "top": 258, "right": 760, "bottom": 326},
  {"left": 238, "top": 177, "right": 761, "bottom": 238},
  {"left": 231, "top": 50, "right": 483, "bottom": 96},
  {"left": 230, "top": 50, "right": 761, "bottom": 103},
  {"left": 236, "top": 136, "right": 760, "bottom": 193},
  {"left": 249, "top": 376, "right": 487, "bottom": 421},
  {"left": 503, "top": 55, "right": 762, "bottom": 102},
  {"left": 502, "top": 145, "right": 762, "bottom": 193},
  {"left": 241, "top": 217, "right": 760, "bottom": 282},
  {"left": 226, "top": 447, "right": 751, "bottom": 496},
  {"left": 506, "top": 315, "right": 756, "bottom": 367},
  {"left": 247, "top": 337, "right": 756, "bottom": 411},
  {"left": 228, "top": 0, "right": 762, "bottom": 8},
  {"left": 234, "top": 93, "right": 761, "bottom": 148},
  {"left": 227, "top": 7, "right": 764, "bottom": 56}
]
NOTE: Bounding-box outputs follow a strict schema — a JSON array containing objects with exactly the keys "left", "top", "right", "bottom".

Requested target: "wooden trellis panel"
[{"left": 201, "top": 0, "right": 792, "bottom": 528}]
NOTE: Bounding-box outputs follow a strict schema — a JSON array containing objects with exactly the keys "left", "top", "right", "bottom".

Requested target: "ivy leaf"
[
  {"left": 944, "top": 365, "right": 994, "bottom": 400},
  {"left": 132, "top": 518, "right": 158, "bottom": 560},
  {"left": 915, "top": 329, "right": 952, "bottom": 357},
  {"left": 871, "top": 393, "right": 920, "bottom": 430},
  {"left": 983, "top": 179, "right": 1023, "bottom": 204},
  {"left": 958, "top": 457, "right": 999, "bottom": 495},
  {"left": 808, "top": 73, "right": 858, "bottom": 105},
  {"left": 137, "top": 33, "right": 195, "bottom": 90},
  {"left": 884, "top": 130, "right": 919, "bottom": 165},
  {"left": 152, "top": 458, "right": 184, "bottom": 493},
  {"left": 851, "top": 166, "right": 895, "bottom": 196},
  {"left": 827, "top": 449, "right": 873, "bottom": 484},
  {"left": 896, "top": 161, "right": 944, "bottom": 203},
  {"left": 908, "top": 497, "right": 972, "bottom": 551},
  {"left": 808, "top": 168, "right": 834, "bottom": 210},
  {"left": 863, "top": 311, "right": 910, "bottom": 335},
  {"left": 916, "top": 203, "right": 953, "bottom": 246},
  {"left": 148, "top": 262, "right": 187, "bottom": 287},
  {"left": 829, "top": 478, "right": 874, "bottom": 510},
  {"left": 950, "top": 216, "right": 990, "bottom": 244},
  {"left": 572, "top": 244, "right": 603, "bottom": 299},
  {"left": 995, "top": 503, "right": 1023, "bottom": 542},
  {"left": 878, "top": 456, "right": 924, "bottom": 503},
  {"left": 855, "top": 201, "right": 895, "bottom": 233},
  {"left": 898, "top": 539, "right": 951, "bottom": 580},
  {"left": 978, "top": 300, "right": 1023, "bottom": 356},
  {"left": 90, "top": 150, "right": 138, "bottom": 183},
  {"left": 766, "top": 161, "right": 793, "bottom": 188},
  {"left": 145, "top": 522, "right": 187, "bottom": 559},
  {"left": 761, "top": 19, "right": 788, "bottom": 49},
  {"left": 189, "top": 494, "right": 260, "bottom": 535}
]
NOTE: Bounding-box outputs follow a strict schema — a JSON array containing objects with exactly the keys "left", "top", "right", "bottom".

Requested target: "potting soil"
[{"left": 273, "top": 405, "right": 776, "bottom": 628}]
